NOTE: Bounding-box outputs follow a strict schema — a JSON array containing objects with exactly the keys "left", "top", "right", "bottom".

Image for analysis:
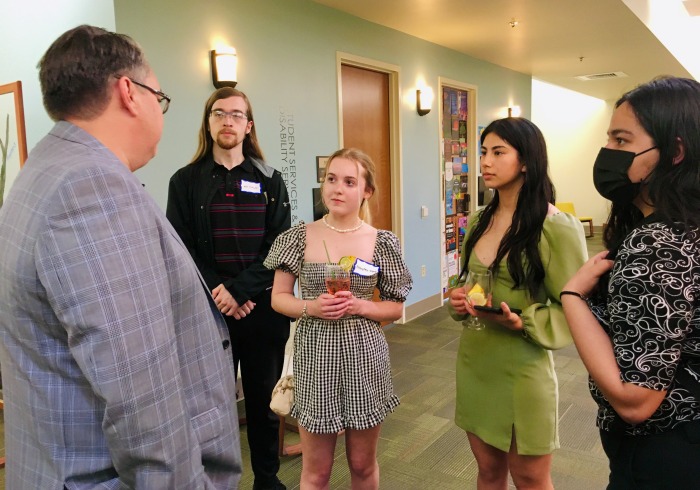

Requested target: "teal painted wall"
[
  {"left": 114, "top": 0, "right": 532, "bottom": 307},
  {"left": 3, "top": 0, "right": 116, "bottom": 151}
]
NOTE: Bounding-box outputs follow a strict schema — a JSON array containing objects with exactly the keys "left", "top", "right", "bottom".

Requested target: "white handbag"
[
  {"left": 270, "top": 239, "right": 303, "bottom": 418},
  {"left": 270, "top": 373, "right": 294, "bottom": 417}
]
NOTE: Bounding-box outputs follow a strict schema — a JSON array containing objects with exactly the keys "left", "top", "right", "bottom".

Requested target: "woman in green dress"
[{"left": 449, "top": 117, "right": 587, "bottom": 489}]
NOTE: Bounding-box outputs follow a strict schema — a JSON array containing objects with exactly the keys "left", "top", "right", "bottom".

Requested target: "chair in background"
[{"left": 555, "top": 202, "right": 594, "bottom": 237}]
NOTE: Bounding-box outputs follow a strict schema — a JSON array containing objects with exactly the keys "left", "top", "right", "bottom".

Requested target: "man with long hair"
[
  {"left": 0, "top": 25, "right": 242, "bottom": 488},
  {"left": 167, "top": 88, "right": 291, "bottom": 490}
]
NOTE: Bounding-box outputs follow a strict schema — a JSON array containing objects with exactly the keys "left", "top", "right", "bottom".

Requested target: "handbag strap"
[
  {"left": 281, "top": 354, "right": 292, "bottom": 377},
  {"left": 280, "top": 223, "right": 306, "bottom": 379}
]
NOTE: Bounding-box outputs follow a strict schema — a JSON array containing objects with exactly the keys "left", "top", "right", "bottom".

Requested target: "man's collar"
[{"left": 208, "top": 154, "right": 255, "bottom": 174}]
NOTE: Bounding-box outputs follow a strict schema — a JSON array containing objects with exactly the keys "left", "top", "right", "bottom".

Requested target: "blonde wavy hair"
[{"left": 320, "top": 148, "right": 377, "bottom": 223}]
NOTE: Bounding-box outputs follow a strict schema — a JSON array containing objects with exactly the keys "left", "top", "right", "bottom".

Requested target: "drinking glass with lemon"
[
  {"left": 463, "top": 270, "right": 493, "bottom": 330},
  {"left": 325, "top": 256, "right": 356, "bottom": 295}
]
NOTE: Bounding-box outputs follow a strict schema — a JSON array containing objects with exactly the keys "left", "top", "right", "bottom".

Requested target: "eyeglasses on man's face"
[
  {"left": 114, "top": 75, "right": 171, "bottom": 114},
  {"left": 210, "top": 109, "right": 248, "bottom": 122}
]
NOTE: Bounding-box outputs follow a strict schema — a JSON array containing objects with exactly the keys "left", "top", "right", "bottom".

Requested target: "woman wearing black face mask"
[{"left": 562, "top": 76, "right": 700, "bottom": 489}]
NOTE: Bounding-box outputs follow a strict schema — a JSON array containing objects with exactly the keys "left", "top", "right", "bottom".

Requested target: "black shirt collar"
[{"left": 208, "top": 154, "right": 255, "bottom": 176}]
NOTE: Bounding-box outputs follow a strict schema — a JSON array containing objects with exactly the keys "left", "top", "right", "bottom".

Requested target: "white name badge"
[
  {"left": 241, "top": 180, "right": 261, "bottom": 193},
  {"left": 352, "top": 258, "right": 380, "bottom": 276}
]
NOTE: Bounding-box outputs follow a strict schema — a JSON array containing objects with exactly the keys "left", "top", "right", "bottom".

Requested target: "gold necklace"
[{"left": 322, "top": 214, "right": 364, "bottom": 233}]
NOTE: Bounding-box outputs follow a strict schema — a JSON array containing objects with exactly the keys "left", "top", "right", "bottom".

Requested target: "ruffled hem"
[{"left": 292, "top": 395, "right": 400, "bottom": 434}]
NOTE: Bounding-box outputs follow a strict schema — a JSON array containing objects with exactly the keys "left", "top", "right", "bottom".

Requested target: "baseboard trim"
[{"left": 403, "top": 293, "right": 443, "bottom": 322}]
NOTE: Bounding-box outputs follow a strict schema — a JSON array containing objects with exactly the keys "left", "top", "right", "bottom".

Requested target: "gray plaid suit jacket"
[{"left": 0, "top": 122, "right": 242, "bottom": 489}]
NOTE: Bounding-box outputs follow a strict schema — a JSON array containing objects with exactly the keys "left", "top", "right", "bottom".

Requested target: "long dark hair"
[
  {"left": 460, "top": 117, "right": 555, "bottom": 298},
  {"left": 603, "top": 76, "right": 700, "bottom": 247},
  {"left": 190, "top": 87, "right": 264, "bottom": 164}
]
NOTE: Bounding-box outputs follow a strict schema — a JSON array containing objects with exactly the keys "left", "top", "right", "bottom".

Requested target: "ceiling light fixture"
[{"left": 509, "top": 18, "right": 519, "bottom": 28}]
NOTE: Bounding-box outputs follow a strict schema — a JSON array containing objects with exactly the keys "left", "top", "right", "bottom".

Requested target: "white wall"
[
  {"left": 1, "top": 0, "right": 116, "bottom": 152},
  {"left": 531, "top": 79, "right": 613, "bottom": 227}
]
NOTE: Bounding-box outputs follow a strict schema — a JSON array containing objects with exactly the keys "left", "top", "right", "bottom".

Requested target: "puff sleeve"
[
  {"left": 375, "top": 230, "right": 413, "bottom": 303},
  {"left": 520, "top": 212, "right": 588, "bottom": 349},
  {"left": 264, "top": 223, "right": 305, "bottom": 275}
]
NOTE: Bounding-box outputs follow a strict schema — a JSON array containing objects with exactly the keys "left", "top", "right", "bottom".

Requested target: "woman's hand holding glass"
[
  {"left": 311, "top": 293, "right": 350, "bottom": 320},
  {"left": 309, "top": 264, "right": 353, "bottom": 320},
  {"left": 463, "top": 271, "right": 493, "bottom": 330},
  {"left": 450, "top": 270, "right": 524, "bottom": 331}
]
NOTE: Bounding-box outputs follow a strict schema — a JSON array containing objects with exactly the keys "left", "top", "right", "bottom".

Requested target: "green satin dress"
[{"left": 451, "top": 211, "right": 587, "bottom": 455}]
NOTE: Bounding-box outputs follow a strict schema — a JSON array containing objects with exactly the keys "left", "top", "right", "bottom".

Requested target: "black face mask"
[{"left": 592, "top": 146, "right": 657, "bottom": 203}]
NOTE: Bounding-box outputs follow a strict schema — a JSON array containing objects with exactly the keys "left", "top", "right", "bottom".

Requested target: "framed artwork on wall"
[
  {"left": 316, "top": 155, "right": 329, "bottom": 183},
  {"left": 0, "top": 81, "right": 28, "bottom": 208}
]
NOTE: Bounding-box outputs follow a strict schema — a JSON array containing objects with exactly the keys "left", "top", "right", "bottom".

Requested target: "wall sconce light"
[
  {"left": 210, "top": 48, "right": 238, "bottom": 88},
  {"left": 507, "top": 106, "right": 521, "bottom": 118},
  {"left": 416, "top": 89, "right": 432, "bottom": 116}
]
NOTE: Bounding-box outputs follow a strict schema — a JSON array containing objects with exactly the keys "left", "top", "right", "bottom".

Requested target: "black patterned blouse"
[{"left": 588, "top": 218, "right": 700, "bottom": 436}]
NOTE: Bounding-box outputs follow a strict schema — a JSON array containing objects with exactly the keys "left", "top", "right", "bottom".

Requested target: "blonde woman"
[{"left": 264, "top": 148, "right": 412, "bottom": 489}]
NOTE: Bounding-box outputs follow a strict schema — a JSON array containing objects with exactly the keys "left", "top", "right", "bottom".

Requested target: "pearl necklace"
[{"left": 322, "top": 214, "right": 364, "bottom": 233}]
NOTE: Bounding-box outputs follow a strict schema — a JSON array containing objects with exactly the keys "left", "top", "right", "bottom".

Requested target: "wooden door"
[{"left": 340, "top": 64, "right": 392, "bottom": 232}]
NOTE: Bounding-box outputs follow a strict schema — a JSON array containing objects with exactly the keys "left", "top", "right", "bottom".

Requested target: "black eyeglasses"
[{"left": 115, "top": 75, "right": 171, "bottom": 114}]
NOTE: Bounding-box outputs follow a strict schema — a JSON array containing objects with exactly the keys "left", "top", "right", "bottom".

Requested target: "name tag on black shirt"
[{"left": 241, "top": 180, "right": 261, "bottom": 193}]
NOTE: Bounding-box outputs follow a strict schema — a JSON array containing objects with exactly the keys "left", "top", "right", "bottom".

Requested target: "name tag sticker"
[
  {"left": 352, "top": 259, "right": 380, "bottom": 276},
  {"left": 241, "top": 180, "right": 261, "bottom": 193}
]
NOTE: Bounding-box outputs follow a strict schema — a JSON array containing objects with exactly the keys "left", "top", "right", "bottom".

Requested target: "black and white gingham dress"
[{"left": 264, "top": 223, "right": 412, "bottom": 433}]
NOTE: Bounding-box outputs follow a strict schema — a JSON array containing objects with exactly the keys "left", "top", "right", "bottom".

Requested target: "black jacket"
[{"left": 166, "top": 155, "right": 291, "bottom": 304}]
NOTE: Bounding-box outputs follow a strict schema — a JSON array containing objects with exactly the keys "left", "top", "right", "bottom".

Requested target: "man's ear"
[
  {"left": 116, "top": 77, "right": 138, "bottom": 116},
  {"left": 673, "top": 137, "right": 685, "bottom": 165}
]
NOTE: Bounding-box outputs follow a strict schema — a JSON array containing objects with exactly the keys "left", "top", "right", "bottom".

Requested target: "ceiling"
[{"left": 312, "top": 0, "right": 694, "bottom": 101}]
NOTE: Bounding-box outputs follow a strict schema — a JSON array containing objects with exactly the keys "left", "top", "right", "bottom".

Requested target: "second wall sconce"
[
  {"left": 416, "top": 89, "right": 432, "bottom": 116},
  {"left": 507, "top": 106, "right": 521, "bottom": 118},
  {"left": 210, "top": 48, "right": 238, "bottom": 89}
]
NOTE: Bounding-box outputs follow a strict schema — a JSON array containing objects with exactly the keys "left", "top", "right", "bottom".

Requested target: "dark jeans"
[
  {"left": 600, "top": 419, "right": 700, "bottom": 489},
  {"left": 228, "top": 288, "right": 290, "bottom": 486}
]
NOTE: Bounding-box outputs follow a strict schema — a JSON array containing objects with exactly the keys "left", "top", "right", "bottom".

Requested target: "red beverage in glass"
[
  {"left": 325, "top": 277, "right": 351, "bottom": 294},
  {"left": 324, "top": 264, "right": 350, "bottom": 294}
]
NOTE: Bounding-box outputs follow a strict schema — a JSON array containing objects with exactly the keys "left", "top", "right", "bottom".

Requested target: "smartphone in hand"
[{"left": 474, "top": 305, "right": 522, "bottom": 315}]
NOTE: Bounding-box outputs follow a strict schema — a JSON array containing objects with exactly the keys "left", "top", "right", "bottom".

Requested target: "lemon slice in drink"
[
  {"left": 467, "top": 284, "right": 487, "bottom": 306},
  {"left": 468, "top": 292, "right": 487, "bottom": 306},
  {"left": 339, "top": 256, "right": 356, "bottom": 272}
]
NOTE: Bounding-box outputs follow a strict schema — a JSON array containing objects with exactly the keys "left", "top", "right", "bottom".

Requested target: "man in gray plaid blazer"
[{"left": 0, "top": 25, "right": 242, "bottom": 489}]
